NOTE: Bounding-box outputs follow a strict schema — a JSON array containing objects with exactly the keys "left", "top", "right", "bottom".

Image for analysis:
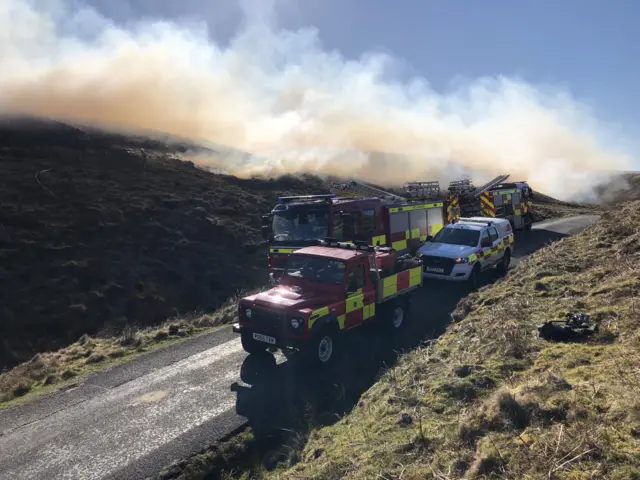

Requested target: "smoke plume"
[{"left": 0, "top": 0, "right": 634, "bottom": 200}]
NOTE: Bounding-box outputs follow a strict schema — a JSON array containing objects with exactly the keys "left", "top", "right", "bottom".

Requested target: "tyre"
[
  {"left": 241, "top": 332, "right": 268, "bottom": 355},
  {"left": 385, "top": 300, "right": 408, "bottom": 332},
  {"left": 306, "top": 325, "right": 340, "bottom": 368},
  {"left": 524, "top": 214, "right": 533, "bottom": 231},
  {"left": 497, "top": 249, "right": 511, "bottom": 275},
  {"left": 467, "top": 264, "right": 481, "bottom": 291}
]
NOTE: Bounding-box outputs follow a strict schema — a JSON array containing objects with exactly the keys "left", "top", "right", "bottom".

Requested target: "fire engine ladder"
[
  {"left": 470, "top": 174, "right": 511, "bottom": 197},
  {"left": 330, "top": 179, "right": 407, "bottom": 202},
  {"left": 402, "top": 181, "right": 441, "bottom": 199}
]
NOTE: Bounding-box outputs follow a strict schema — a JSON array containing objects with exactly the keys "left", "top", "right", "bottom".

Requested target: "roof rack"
[
  {"left": 403, "top": 181, "right": 441, "bottom": 199},
  {"left": 448, "top": 179, "right": 476, "bottom": 195},
  {"left": 276, "top": 194, "right": 336, "bottom": 204},
  {"left": 319, "top": 237, "right": 376, "bottom": 252}
]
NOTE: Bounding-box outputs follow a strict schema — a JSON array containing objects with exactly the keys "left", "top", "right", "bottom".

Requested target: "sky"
[
  {"left": 0, "top": 0, "right": 638, "bottom": 200},
  {"left": 86, "top": 0, "right": 640, "bottom": 145}
]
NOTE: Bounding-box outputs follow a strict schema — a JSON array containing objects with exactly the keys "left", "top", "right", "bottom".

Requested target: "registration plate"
[
  {"left": 426, "top": 267, "right": 445, "bottom": 273},
  {"left": 252, "top": 332, "right": 276, "bottom": 345}
]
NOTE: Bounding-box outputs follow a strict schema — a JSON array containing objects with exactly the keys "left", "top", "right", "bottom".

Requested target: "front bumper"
[
  {"left": 233, "top": 322, "right": 307, "bottom": 349},
  {"left": 422, "top": 262, "right": 474, "bottom": 281}
]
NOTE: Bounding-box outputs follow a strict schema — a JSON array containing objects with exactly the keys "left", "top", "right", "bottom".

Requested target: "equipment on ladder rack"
[
  {"left": 403, "top": 181, "right": 441, "bottom": 199},
  {"left": 448, "top": 179, "right": 476, "bottom": 196},
  {"left": 329, "top": 179, "right": 407, "bottom": 202},
  {"left": 471, "top": 174, "right": 511, "bottom": 198},
  {"left": 445, "top": 174, "right": 511, "bottom": 218}
]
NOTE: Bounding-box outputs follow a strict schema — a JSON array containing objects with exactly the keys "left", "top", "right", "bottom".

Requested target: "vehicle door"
[
  {"left": 361, "top": 208, "right": 383, "bottom": 246},
  {"left": 479, "top": 228, "right": 494, "bottom": 270},
  {"left": 344, "top": 260, "right": 371, "bottom": 328},
  {"left": 487, "top": 226, "right": 502, "bottom": 265}
]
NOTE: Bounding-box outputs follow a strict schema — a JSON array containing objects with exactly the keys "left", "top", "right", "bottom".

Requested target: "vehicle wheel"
[
  {"left": 467, "top": 264, "right": 481, "bottom": 291},
  {"left": 497, "top": 249, "right": 511, "bottom": 275},
  {"left": 524, "top": 214, "right": 533, "bottom": 231},
  {"left": 386, "top": 301, "right": 408, "bottom": 332},
  {"left": 306, "top": 325, "right": 340, "bottom": 368},
  {"left": 240, "top": 332, "right": 268, "bottom": 355}
]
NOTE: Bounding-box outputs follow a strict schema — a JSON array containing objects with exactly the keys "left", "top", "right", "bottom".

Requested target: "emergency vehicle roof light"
[{"left": 457, "top": 217, "right": 495, "bottom": 226}]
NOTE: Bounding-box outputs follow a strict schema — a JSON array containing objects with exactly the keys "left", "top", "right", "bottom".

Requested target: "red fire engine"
[
  {"left": 234, "top": 239, "right": 423, "bottom": 366},
  {"left": 261, "top": 186, "right": 445, "bottom": 277},
  {"left": 261, "top": 175, "right": 534, "bottom": 277}
]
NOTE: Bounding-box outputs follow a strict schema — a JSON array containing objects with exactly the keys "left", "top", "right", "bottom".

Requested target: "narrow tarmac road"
[{"left": 0, "top": 215, "right": 600, "bottom": 480}]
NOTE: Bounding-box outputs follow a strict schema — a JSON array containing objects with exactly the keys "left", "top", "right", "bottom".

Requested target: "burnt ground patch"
[{"left": 0, "top": 117, "right": 325, "bottom": 369}]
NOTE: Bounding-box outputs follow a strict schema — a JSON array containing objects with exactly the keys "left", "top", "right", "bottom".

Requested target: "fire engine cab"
[{"left": 262, "top": 191, "right": 444, "bottom": 277}]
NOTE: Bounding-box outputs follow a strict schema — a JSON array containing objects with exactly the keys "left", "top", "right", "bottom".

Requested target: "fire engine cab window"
[
  {"left": 348, "top": 264, "right": 366, "bottom": 291},
  {"left": 285, "top": 256, "right": 344, "bottom": 284},
  {"left": 334, "top": 212, "right": 361, "bottom": 241},
  {"left": 362, "top": 209, "right": 376, "bottom": 233},
  {"left": 272, "top": 209, "right": 329, "bottom": 242}
]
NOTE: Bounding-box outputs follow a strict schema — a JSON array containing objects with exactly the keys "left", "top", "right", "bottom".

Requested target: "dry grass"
[
  {"left": 0, "top": 288, "right": 262, "bottom": 406},
  {"left": 268, "top": 201, "right": 640, "bottom": 479}
]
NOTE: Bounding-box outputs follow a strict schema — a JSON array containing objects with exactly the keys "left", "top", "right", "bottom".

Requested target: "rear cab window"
[
  {"left": 488, "top": 227, "right": 499, "bottom": 243},
  {"left": 480, "top": 229, "right": 491, "bottom": 247}
]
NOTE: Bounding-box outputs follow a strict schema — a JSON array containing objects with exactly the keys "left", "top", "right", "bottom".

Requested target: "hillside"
[
  {"left": 0, "top": 118, "right": 325, "bottom": 369},
  {"left": 595, "top": 173, "right": 640, "bottom": 206},
  {"left": 277, "top": 201, "right": 640, "bottom": 479}
]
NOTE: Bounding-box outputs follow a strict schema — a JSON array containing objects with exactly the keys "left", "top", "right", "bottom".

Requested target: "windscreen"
[
  {"left": 271, "top": 206, "right": 329, "bottom": 244},
  {"left": 430, "top": 227, "right": 480, "bottom": 247},
  {"left": 285, "top": 256, "right": 345, "bottom": 284}
]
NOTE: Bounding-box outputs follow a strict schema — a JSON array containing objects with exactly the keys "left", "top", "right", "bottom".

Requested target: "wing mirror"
[{"left": 261, "top": 215, "right": 272, "bottom": 240}]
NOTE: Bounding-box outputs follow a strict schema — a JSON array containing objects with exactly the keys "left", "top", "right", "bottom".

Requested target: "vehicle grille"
[
  {"left": 421, "top": 255, "right": 455, "bottom": 276},
  {"left": 247, "top": 308, "right": 289, "bottom": 335}
]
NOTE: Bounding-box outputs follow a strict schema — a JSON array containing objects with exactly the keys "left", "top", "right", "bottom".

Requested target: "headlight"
[
  {"left": 290, "top": 318, "right": 302, "bottom": 329},
  {"left": 245, "top": 309, "right": 252, "bottom": 319},
  {"left": 455, "top": 257, "right": 469, "bottom": 264}
]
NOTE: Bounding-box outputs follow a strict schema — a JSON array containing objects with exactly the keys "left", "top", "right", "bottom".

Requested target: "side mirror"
[
  {"left": 261, "top": 214, "right": 271, "bottom": 227},
  {"left": 261, "top": 225, "right": 270, "bottom": 240},
  {"left": 481, "top": 238, "right": 492, "bottom": 248},
  {"left": 426, "top": 235, "right": 433, "bottom": 241}
]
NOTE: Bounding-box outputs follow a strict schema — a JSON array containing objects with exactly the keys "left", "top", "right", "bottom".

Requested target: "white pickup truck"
[{"left": 416, "top": 217, "right": 515, "bottom": 286}]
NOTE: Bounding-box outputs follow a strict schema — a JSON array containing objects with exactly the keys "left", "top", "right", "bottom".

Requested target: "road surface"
[{"left": 0, "top": 215, "right": 600, "bottom": 480}]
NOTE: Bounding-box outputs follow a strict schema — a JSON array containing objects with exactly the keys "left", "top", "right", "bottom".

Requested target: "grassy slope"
[
  {"left": 282, "top": 201, "right": 640, "bottom": 480},
  {"left": 0, "top": 118, "right": 325, "bottom": 384}
]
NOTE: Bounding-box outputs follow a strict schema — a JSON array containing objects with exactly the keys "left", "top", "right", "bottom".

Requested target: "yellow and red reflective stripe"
[
  {"left": 307, "top": 267, "right": 422, "bottom": 329},
  {"left": 388, "top": 202, "right": 443, "bottom": 213},
  {"left": 382, "top": 266, "right": 422, "bottom": 299}
]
